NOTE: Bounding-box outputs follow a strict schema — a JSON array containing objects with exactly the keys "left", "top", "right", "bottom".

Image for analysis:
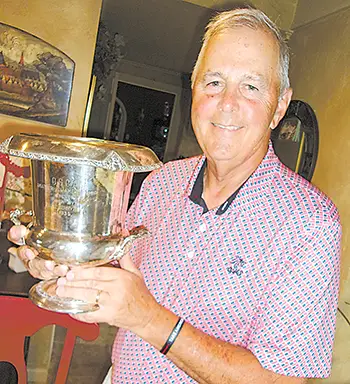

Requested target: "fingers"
[
  {"left": 64, "top": 266, "right": 120, "bottom": 282},
  {"left": 56, "top": 284, "right": 108, "bottom": 306},
  {"left": 51, "top": 263, "right": 70, "bottom": 277},
  {"left": 8, "top": 225, "right": 28, "bottom": 245},
  {"left": 29, "top": 258, "right": 64, "bottom": 279},
  {"left": 16, "top": 246, "right": 68, "bottom": 279},
  {"left": 8, "top": 226, "right": 69, "bottom": 280},
  {"left": 17, "top": 245, "right": 38, "bottom": 261}
]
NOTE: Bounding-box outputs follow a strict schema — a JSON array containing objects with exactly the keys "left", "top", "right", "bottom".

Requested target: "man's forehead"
[
  {"left": 203, "top": 71, "right": 266, "bottom": 80},
  {"left": 205, "top": 26, "right": 279, "bottom": 54},
  {"left": 210, "top": 24, "right": 276, "bottom": 41},
  {"left": 202, "top": 28, "right": 279, "bottom": 66}
]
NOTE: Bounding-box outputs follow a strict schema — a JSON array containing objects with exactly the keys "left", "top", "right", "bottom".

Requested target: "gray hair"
[{"left": 191, "top": 7, "right": 290, "bottom": 96}]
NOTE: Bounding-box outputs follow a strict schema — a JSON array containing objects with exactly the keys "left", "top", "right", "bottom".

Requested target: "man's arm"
[
  {"left": 58, "top": 256, "right": 307, "bottom": 384},
  {"left": 137, "top": 302, "right": 306, "bottom": 384}
]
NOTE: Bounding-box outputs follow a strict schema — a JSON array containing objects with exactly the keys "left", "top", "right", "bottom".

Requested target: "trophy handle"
[
  {"left": 109, "top": 226, "right": 149, "bottom": 262},
  {"left": 9, "top": 208, "right": 34, "bottom": 245}
]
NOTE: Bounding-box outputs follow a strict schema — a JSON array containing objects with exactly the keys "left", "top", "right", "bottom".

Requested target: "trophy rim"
[{"left": 0, "top": 133, "right": 163, "bottom": 172}]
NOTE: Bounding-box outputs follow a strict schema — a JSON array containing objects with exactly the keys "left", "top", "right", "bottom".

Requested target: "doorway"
[{"left": 105, "top": 80, "right": 176, "bottom": 202}]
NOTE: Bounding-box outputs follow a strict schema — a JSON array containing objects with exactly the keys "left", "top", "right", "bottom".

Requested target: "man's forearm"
[{"left": 135, "top": 305, "right": 306, "bottom": 384}]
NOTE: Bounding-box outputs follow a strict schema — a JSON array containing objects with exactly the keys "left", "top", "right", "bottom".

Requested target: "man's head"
[
  {"left": 190, "top": 7, "right": 292, "bottom": 169},
  {"left": 192, "top": 7, "right": 290, "bottom": 97}
]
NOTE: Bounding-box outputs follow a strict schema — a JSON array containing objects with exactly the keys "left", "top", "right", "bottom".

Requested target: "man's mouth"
[{"left": 212, "top": 123, "right": 243, "bottom": 131}]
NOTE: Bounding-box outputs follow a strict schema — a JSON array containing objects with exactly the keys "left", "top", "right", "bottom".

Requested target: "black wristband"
[{"left": 160, "top": 317, "right": 185, "bottom": 355}]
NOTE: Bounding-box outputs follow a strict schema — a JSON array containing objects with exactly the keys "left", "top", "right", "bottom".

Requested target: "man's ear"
[{"left": 270, "top": 87, "right": 293, "bottom": 130}]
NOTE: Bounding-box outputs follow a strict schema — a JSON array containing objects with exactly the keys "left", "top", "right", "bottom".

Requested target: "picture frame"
[{"left": 0, "top": 22, "right": 75, "bottom": 127}]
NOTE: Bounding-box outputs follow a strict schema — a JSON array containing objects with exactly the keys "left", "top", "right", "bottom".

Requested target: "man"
[{"left": 10, "top": 7, "right": 341, "bottom": 383}]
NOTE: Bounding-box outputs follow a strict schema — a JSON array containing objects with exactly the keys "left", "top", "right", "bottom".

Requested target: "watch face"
[{"left": 272, "top": 100, "right": 319, "bottom": 182}]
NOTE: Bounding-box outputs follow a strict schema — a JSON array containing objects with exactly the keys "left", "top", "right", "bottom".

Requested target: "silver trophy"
[{"left": 0, "top": 134, "right": 162, "bottom": 313}]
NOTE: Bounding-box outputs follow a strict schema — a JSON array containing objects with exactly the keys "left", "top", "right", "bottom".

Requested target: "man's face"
[{"left": 191, "top": 27, "right": 292, "bottom": 168}]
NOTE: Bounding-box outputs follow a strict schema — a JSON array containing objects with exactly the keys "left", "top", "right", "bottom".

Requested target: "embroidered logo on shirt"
[{"left": 227, "top": 255, "right": 245, "bottom": 276}]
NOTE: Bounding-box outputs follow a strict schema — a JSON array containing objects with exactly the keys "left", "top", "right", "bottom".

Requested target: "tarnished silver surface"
[
  {"left": 0, "top": 133, "right": 162, "bottom": 172},
  {"left": 0, "top": 134, "right": 161, "bottom": 313}
]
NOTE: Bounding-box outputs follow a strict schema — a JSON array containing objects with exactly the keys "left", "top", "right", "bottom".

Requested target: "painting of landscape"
[{"left": 0, "top": 22, "right": 75, "bottom": 126}]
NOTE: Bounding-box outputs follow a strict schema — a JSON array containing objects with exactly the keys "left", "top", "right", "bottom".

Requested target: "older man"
[{"left": 10, "top": 7, "right": 341, "bottom": 384}]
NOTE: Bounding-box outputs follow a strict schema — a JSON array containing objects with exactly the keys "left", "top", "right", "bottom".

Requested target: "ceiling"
[{"left": 100, "top": 0, "right": 350, "bottom": 75}]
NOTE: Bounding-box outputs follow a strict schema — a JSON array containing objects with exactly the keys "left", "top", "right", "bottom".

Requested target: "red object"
[
  {"left": 0, "top": 296, "right": 99, "bottom": 383},
  {"left": 0, "top": 153, "right": 30, "bottom": 216}
]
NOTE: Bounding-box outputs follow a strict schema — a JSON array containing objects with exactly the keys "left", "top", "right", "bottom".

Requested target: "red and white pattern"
[{"left": 111, "top": 144, "right": 341, "bottom": 383}]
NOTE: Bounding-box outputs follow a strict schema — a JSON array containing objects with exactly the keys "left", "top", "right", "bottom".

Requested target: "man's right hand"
[{"left": 7, "top": 225, "right": 68, "bottom": 280}]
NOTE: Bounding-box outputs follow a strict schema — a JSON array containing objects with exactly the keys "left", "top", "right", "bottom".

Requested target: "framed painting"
[{"left": 0, "top": 22, "right": 75, "bottom": 127}]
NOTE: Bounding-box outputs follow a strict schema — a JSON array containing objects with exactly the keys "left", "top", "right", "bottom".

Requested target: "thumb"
[{"left": 119, "top": 253, "right": 142, "bottom": 278}]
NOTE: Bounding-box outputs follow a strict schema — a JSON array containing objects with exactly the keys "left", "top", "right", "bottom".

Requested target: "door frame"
[{"left": 104, "top": 72, "right": 183, "bottom": 162}]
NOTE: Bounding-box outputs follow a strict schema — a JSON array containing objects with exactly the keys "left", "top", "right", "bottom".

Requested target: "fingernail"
[
  {"left": 57, "top": 277, "right": 66, "bottom": 286},
  {"left": 56, "top": 286, "right": 64, "bottom": 296},
  {"left": 60, "top": 265, "right": 69, "bottom": 275},
  {"left": 66, "top": 270, "right": 74, "bottom": 280},
  {"left": 25, "top": 249, "right": 35, "bottom": 260},
  {"left": 45, "top": 260, "right": 55, "bottom": 271},
  {"left": 11, "top": 226, "right": 26, "bottom": 238}
]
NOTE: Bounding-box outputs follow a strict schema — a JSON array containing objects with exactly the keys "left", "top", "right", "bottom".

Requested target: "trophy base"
[{"left": 29, "top": 280, "right": 99, "bottom": 314}]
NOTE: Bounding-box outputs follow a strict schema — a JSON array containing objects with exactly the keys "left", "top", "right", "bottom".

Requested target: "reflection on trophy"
[{"left": 0, "top": 134, "right": 162, "bottom": 313}]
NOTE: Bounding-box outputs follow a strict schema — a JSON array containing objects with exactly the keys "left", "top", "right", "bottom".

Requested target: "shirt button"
[
  {"left": 199, "top": 223, "right": 206, "bottom": 232},
  {"left": 187, "top": 250, "right": 195, "bottom": 258}
]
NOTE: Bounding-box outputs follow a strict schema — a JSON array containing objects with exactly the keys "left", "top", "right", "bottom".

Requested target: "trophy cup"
[{"left": 0, "top": 133, "right": 162, "bottom": 313}]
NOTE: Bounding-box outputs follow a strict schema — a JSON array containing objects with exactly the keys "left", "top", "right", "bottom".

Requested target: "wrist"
[
  {"left": 160, "top": 317, "right": 185, "bottom": 355},
  {"left": 135, "top": 304, "right": 180, "bottom": 351}
]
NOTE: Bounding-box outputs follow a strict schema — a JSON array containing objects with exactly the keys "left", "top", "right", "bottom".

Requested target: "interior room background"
[{"left": 1, "top": 1, "right": 350, "bottom": 383}]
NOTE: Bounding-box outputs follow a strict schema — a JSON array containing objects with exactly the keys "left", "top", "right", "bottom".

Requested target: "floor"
[{"left": 27, "top": 323, "right": 116, "bottom": 384}]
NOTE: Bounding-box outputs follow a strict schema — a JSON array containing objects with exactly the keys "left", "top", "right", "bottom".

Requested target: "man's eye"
[
  {"left": 246, "top": 84, "right": 259, "bottom": 91},
  {"left": 207, "top": 80, "right": 221, "bottom": 87}
]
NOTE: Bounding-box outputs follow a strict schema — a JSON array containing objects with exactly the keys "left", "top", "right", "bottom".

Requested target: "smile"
[{"left": 212, "top": 123, "right": 243, "bottom": 131}]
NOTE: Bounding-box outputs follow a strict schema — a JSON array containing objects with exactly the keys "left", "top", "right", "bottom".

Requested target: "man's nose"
[{"left": 217, "top": 87, "right": 239, "bottom": 113}]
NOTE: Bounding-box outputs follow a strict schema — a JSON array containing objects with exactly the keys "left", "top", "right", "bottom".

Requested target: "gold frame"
[{"left": 82, "top": 75, "right": 96, "bottom": 137}]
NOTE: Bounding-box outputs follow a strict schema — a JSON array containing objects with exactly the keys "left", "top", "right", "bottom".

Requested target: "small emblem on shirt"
[{"left": 227, "top": 256, "right": 245, "bottom": 276}]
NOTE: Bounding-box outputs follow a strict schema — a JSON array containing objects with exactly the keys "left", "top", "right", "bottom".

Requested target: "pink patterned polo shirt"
[{"left": 111, "top": 144, "right": 341, "bottom": 383}]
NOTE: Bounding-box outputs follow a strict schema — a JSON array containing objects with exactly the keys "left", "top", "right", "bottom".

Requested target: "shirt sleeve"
[{"left": 246, "top": 206, "right": 341, "bottom": 378}]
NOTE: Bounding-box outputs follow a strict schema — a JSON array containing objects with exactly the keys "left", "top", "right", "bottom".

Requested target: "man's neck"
[{"left": 203, "top": 149, "right": 267, "bottom": 210}]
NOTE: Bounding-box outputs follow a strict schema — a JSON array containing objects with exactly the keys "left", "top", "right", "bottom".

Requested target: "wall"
[
  {"left": 289, "top": 5, "right": 350, "bottom": 298},
  {"left": 289, "top": 5, "right": 350, "bottom": 383},
  {"left": 293, "top": 0, "right": 350, "bottom": 28},
  {"left": 0, "top": 2, "right": 102, "bottom": 381},
  {"left": 0, "top": 0, "right": 102, "bottom": 141},
  {"left": 183, "top": 0, "right": 298, "bottom": 30}
]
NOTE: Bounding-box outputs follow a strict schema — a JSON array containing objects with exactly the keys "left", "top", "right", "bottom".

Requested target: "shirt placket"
[
  {"left": 161, "top": 205, "right": 234, "bottom": 317},
  {"left": 157, "top": 207, "right": 242, "bottom": 383}
]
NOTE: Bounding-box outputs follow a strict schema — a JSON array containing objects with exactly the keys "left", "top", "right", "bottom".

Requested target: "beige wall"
[
  {"left": 293, "top": 0, "right": 350, "bottom": 28},
  {"left": 288, "top": 6, "right": 350, "bottom": 298},
  {"left": 289, "top": 7, "right": 350, "bottom": 381},
  {"left": 182, "top": 0, "right": 298, "bottom": 30},
  {"left": 0, "top": 0, "right": 102, "bottom": 140}
]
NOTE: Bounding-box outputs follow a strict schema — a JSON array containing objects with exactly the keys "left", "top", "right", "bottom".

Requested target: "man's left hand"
[{"left": 56, "top": 254, "right": 161, "bottom": 334}]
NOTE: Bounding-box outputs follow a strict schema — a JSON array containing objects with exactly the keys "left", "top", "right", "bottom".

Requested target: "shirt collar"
[
  {"left": 189, "top": 160, "right": 245, "bottom": 215},
  {"left": 184, "top": 142, "right": 280, "bottom": 215}
]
